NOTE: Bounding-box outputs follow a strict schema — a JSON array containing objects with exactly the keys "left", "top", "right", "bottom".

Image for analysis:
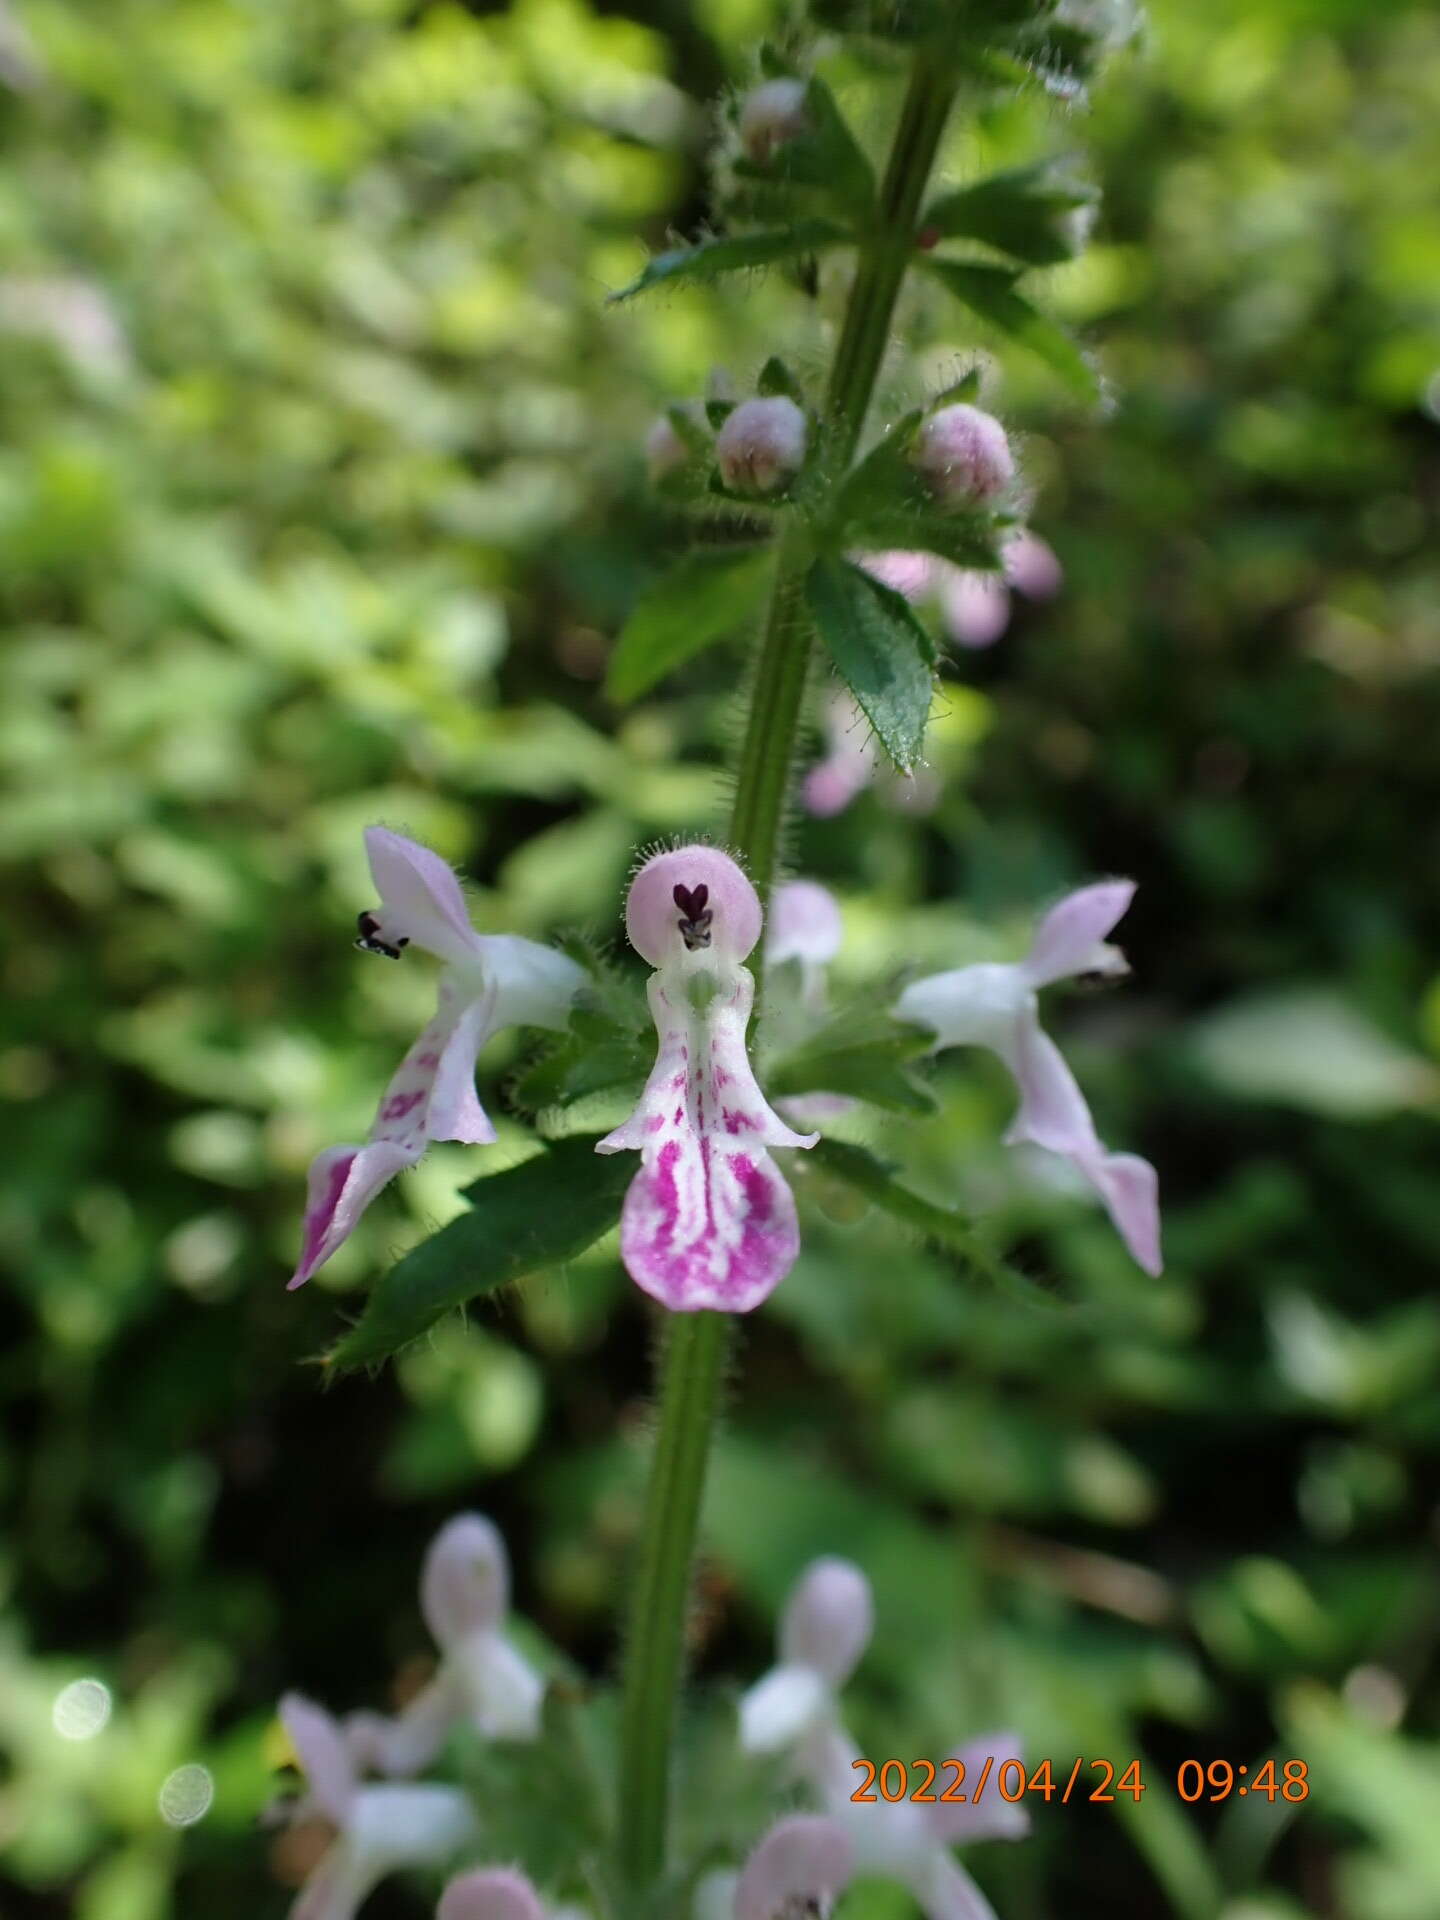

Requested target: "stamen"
[
  {"left": 672, "top": 882, "right": 713, "bottom": 951},
  {"left": 355, "top": 910, "right": 409, "bottom": 959}
]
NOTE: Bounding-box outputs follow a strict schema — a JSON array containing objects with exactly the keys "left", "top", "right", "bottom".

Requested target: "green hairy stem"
[{"left": 614, "top": 51, "right": 959, "bottom": 1896}]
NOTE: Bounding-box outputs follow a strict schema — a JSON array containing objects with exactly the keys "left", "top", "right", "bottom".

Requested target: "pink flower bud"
[
  {"left": 911, "top": 403, "right": 1014, "bottom": 509},
  {"left": 735, "top": 1815, "right": 854, "bottom": 1920},
  {"left": 779, "top": 1556, "right": 873, "bottom": 1685},
  {"left": 645, "top": 416, "right": 689, "bottom": 484},
  {"left": 624, "top": 845, "right": 763, "bottom": 968},
  {"left": 738, "top": 79, "right": 809, "bottom": 165},
  {"left": 438, "top": 1868, "right": 546, "bottom": 1920},
  {"left": 645, "top": 403, "right": 704, "bottom": 485},
  {"left": 715, "top": 396, "right": 807, "bottom": 495}
]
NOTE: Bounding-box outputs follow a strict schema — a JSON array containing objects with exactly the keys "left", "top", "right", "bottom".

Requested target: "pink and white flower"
[
  {"left": 733, "top": 1814, "right": 855, "bottom": 1920},
  {"left": 738, "top": 1559, "right": 1026, "bottom": 1920},
  {"left": 436, "top": 1869, "right": 590, "bottom": 1920},
  {"left": 290, "top": 828, "right": 585, "bottom": 1288},
  {"left": 278, "top": 1693, "right": 474, "bottom": 1920},
  {"left": 894, "top": 880, "right": 1161, "bottom": 1274},
  {"left": 596, "top": 846, "right": 817, "bottom": 1312},
  {"left": 766, "top": 880, "right": 843, "bottom": 1011},
  {"left": 346, "top": 1514, "right": 544, "bottom": 1776}
]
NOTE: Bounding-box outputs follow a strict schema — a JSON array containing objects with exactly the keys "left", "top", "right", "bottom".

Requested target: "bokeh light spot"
[
  {"left": 52, "top": 1677, "right": 112, "bottom": 1741},
  {"left": 158, "top": 1763, "right": 214, "bottom": 1827}
]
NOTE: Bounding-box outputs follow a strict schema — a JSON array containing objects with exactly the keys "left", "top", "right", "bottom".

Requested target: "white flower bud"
[
  {"left": 911, "top": 403, "right": 1014, "bottom": 509},
  {"left": 738, "top": 79, "right": 809, "bottom": 165},
  {"left": 715, "top": 395, "right": 807, "bottom": 495}
]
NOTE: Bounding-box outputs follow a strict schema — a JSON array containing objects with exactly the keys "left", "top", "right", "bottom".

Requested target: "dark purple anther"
[
  {"left": 672, "top": 882, "right": 714, "bottom": 951},
  {"left": 355, "top": 910, "right": 409, "bottom": 959}
]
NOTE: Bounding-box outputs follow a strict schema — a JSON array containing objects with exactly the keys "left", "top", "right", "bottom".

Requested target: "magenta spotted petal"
[
  {"left": 289, "top": 984, "right": 497, "bottom": 1289},
  {"left": 289, "top": 831, "right": 584, "bottom": 1289},
  {"left": 599, "top": 968, "right": 815, "bottom": 1312},
  {"left": 601, "top": 847, "right": 816, "bottom": 1313}
]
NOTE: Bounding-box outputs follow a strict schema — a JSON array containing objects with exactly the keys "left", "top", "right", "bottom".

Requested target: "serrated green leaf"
[
  {"left": 606, "top": 547, "right": 774, "bottom": 702},
  {"left": 325, "top": 1138, "right": 629, "bottom": 1373},
  {"left": 790, "top": 75, "right": 877, "bottom": 214},
  {"left": 808, "top": 1138, "right": 1063, "bottom": 1309},
  {"left": 768, "top": 1024, "right": 937, "bottom": 1114},
  {"left": 757, "top": 355, "right": 803, "bottom": 402},
  {"left": 609, "top": 221, "right": 850, "bottom": 301},
  {"left": 830, "top": 408, "right": 926, "bottom": 524},
  {"left": 757, "top": 42, "right": 800, "bottom": 79},
  {"left": 511, "top": 1020, "right": 649, "bottom": 1113},
  {"left": 923, "top": 259, "right": 1098, "bottom": 400},
  {"left": 804, "top": 555, "right": 935, "bottom": 770},
  {"left": 930, "top": 367, "right": 983, "bottom": 406},
  {"left": 923, "top": 163, "right": 1096, "bottom": 266},
  {"left": 849, "top": 510, "right": 1004, "bottom": 573},
  {"left": 664, "top": 403, "right": 710, "bottom": 457}
]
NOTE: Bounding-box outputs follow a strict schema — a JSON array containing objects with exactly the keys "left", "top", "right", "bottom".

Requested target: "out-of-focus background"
[{"left": 3, "top": 0, "right": 1439, "bottom": 1915}]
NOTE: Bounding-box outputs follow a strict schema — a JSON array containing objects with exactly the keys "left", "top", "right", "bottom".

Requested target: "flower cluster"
[
  {"left": 271, "top": 1527, "right": 1024, "bottom": 1920},
  {"left": 274, "top": 1514, "right": 544, "bottom": 1919},
  {"left": 291, "top": 834, "right": 1160, "bottom": 1312},
  {"left": 725, "top": 1556, "right": 1027, "bottom": 1920}
]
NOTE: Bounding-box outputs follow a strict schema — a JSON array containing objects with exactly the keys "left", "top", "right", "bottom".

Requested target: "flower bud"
[
  {"left": 738, "top": 79, "right": 809, "bottom": 165},
  {"left": 715, "top": 396, "right": 807, "bottom": 495},
  {"left": 645, "top": 402, "right": 705, "bottom": 486},
  {"left": 911, "top": 403, "right": 1014, "bottom": 509},
  {"left": 438, "top": 1868, "right": 545, "bottom": 1920}
]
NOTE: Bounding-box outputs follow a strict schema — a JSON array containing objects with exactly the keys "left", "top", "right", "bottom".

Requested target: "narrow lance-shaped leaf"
[
  {"left": 606, "top": 546, "right": 774, "bottom": 702},
  {"left": 849, "top": 510, "right": 1005, "bottom": 573},
  {"left": 922, "top": 163, "right": 1095, "bottom": 267},
  {"left": 805, "top": 555, "right": 935, "bottom": 771},
  {"left": 325, "top": 1137, "right": 630, "bottom": 1373},
  {"left": 808, "top": 1138, "right": 1063, "bottom": 1310},
  {"left": 609, "top": 221, "right": 850, "bottom": 301},
  {"left": 921, "top": 258, "right": 1099, "bottom": 401}
]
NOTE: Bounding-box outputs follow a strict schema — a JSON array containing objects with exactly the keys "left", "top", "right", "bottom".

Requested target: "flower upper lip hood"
[
  {"left": 346, "top": 1513, "right": 543, "bottom": 1776},
  {"left": 598, "top": 845, "right": 817, "bottom": 1313},
  {"left": 894, "top": 879, "right": 1160, "bottom": 1275},
  {"left": 289, "top": 828, "right": 585, "bottom": 1290}
]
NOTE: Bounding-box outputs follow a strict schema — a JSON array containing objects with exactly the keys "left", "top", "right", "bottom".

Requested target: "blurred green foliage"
[{"left": 3, "top": 0, "right": 1439, "bottom": 1917}]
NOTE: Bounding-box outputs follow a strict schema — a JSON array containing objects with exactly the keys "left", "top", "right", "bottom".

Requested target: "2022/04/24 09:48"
[{"left": 850, "top": 1756, "right": 1312, "bottom": 1806}]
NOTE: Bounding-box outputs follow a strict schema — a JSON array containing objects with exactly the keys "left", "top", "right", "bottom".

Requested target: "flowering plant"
[{"left": 272, "top": 4, "right": 1165, "bottom": 1915}]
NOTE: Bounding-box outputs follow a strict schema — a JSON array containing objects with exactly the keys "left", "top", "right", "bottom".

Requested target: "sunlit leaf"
[
  {"left": 608, "top": 222, "right": 850, "bottom": 300},
  {"left": 922, "top": 259, "right": 1098, "bottom": 399},
  {"left": 804, "top": 556, "right": 934, "bottom": 770},
  {"left": 606, "top": 547, "right": 774, "bottom": 701},
  {"left": 325, "top": 1139, "right": 628, "bottom": 1373}
]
